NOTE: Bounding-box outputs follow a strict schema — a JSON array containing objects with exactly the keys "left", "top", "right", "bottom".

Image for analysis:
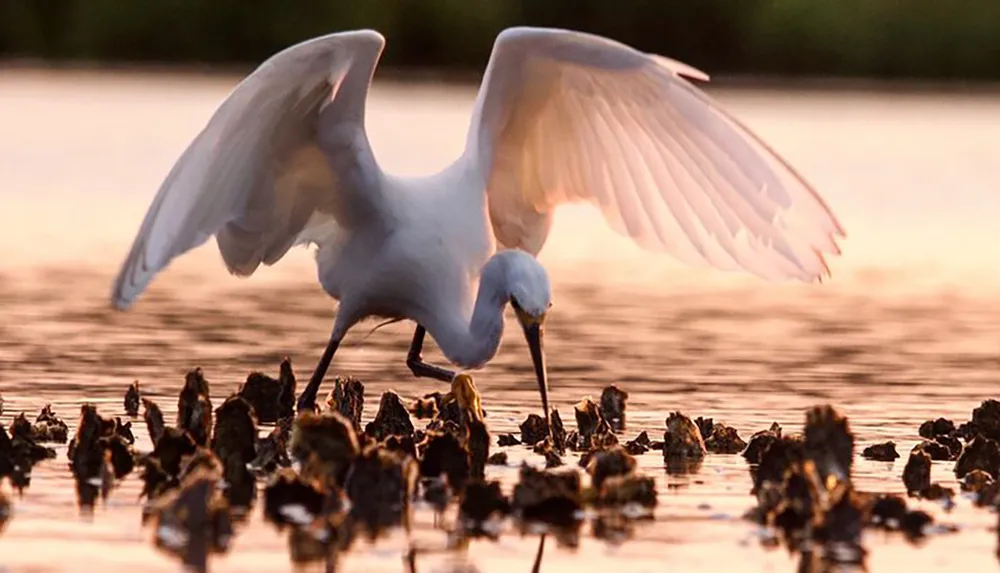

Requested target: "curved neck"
[{"left": 429, "top": 262, "right": 509, "bottom": 370}]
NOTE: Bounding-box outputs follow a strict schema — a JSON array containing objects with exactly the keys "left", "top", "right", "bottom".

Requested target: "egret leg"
[
  {"left": 532, "top": 534, "right": 546, "bottom": 573},
  {"left": 406, "top": 326, "right": 456, "bottom": 382},
  {"left": 296, "top": 330, "right": 342, "bottom": 413}
]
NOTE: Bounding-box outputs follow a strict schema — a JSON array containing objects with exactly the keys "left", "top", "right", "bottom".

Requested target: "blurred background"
[{"left": 3, "top": 0, "right": 1000, "bottom": 80}]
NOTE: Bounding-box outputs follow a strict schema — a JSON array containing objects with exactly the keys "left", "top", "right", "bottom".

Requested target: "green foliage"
[{"left": 1, "top": 0, "right": 999, "bottom": 79}]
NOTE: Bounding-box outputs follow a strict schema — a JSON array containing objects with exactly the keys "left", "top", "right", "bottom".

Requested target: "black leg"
[
  {"left": 531, "top": 533, "right": 546, "bottom": 573},
  {"left": 297, "top": 330, "right": 342, "bottom": 413},
  {"left": 406, "top": 326, "right": 455, "bottom": 382}
]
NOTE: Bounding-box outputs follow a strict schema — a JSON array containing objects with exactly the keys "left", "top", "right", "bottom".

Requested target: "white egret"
[{"left": 110, "top": 27, "right": 844, "bottom": 423}]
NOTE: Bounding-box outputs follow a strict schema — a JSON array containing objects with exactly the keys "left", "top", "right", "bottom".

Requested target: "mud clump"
[
  {"left": 114, "top": 417, "right": 135, "bottom": 444},
  {"left": 598, "top": 385, "right": 628, "bottom": 433},
  {"left": 584, "top": 445, "right": 636, "bottom": 489},
  {"left": 954, "top": 435, "right": 1000, "bottom": 479},
  {"left": 262, "top": 468, "right": 348, "bottom": 570},
  {"left": 0, "top": 488, "right": 9, "bottom": 534},
  {"left": 803, "top": 405, "right": 854, "bottom": 486},
  {"left": 813, "top": 485, "right": 866, "bottom": 564},
  {"left": 0, "top": 421, "right": 57, "bottom": 493},
  {"left": 343, "top": 445, "right": 418, "bottom": 541},
  {"left": 456, "top": 480, "right": 511, "bottom": 540},
  {"left": 466, "top": 419, "right": 490, "bottom": 480},
  {"left": 497, "top": 434, "right": 520, "bottom": 447},
  {"left": 30, "top": 405, "right": 69, "bottom": 443},
  {"left": 146, "top": 466, "right": 234, "bottom": 573},
  {"left": 9, "top": 415, "right": 32, "bottom": 442},
  {"left": 961, "top": 468, "right": 994, "bottom": 492},
  {"left": 139, "top": 427, "right": 198, "bottom": 508},
  {"left": 864, "top": 492, "right": 939, "bottom": 541},
  {"left": 211, "top": 396, "right": 258, "bottom": 514},
  {"left": 916, "top": 439, "right": 957, "bottom": 461},
  {"left": 963, "top": 400, "right": 1000, "bottom": 442},
  {"left": 250, "top": 420, "right": 292, "bottom": 475},
  {"left": 581, "top": 443, "right": 658, "bottom": 511},
  {"left": 902, "top": 446, "right": 932, "bottom": 495},
  {"left": 262, "top": 468, "right": 330, "bottom": 530},
  {"left": 743, "top": 423, "right": 783, "bottom": 464},
  {"left": 147, "top": 426, "right": 198, "bottom": 479},
  {"left": 291, "top": 411, "right": 360, "bottom": 488},
  {"left": 548, "top": 410, "right": 567, "bottom": 453},
  {"left": 704, "top": 423, "right": 747, "bottom": 454},
  {"left": 575, "top": 398, "right": 617, "bottom": 451},
  {"left": 237, "top": 358, "right": 296, "bottom": 424},
  {"left": 177, "top": 368, "right": 213, "bottom": 447},
  {"left": 868, "top": 494, "right": 908, "bottom": 529},
  {"left": 662, "top": 412, "right": 706, "bottom": 460},
  {"left": 624, "top": 431, "right": 651, "bottom": 455},
  {"left": 565, "top": 431, "right": 581, "bottom": 451},
  {"left": 13, "top": 408, "right": 69, "bottom": 445},
  {"left": 325, "top": 376, "right": 365, "bottom": 434},
  {"left": 743, "top": 405, "right": 902, "bottom": 566},
  {"left": 408, "top": 397, "right": 438, "bottom": 420},
  {"left": 919, "top": 417, "right": 956, "bottom": 439},
  {"left": 365, "top": 391, "right": 414, "bottom": 442},
  {"left": 861, "top": 441, "right": 900, "bottom": 461},
  {"left": 124, "top": 381, "right": 141, "bottom": 417},
  {"left": 543, "top": 448, "right": 563, "bottom": 468},
  {"left": 143, "top": 397, "right": 167, "bottom": 445},
  {"left": 901, "top": 510, "right": 935, "bottom": 541},
  {"left": 961, "top": 470, "right": 999, "bottom": 505},
  {"left": 520, "top": 412, "right": 566, "bottom": 458},
  {"left": 919, "top": 483, "right": 955, "bottom": 507},
  {"left": 935, "top": 434, "right": 963, "bottom": 458},
  {"left": 694, "top": 417, "right": 714, "bottom": 441},
  {"left": 592, "top": 474, "right": 657, "bottom": 509},
  {"left": 750, "top": 435, "right": 806, "bottom": 503},
  {"left": 68, "top": 404, "right": 135, "bottom": 511},
  {"left": 519, "top": 414, "right": 549, "bottom": 446},
  {"left": 511, "top": 464, "right": 582, "bottom": 528},
  {"left": 420, "top": 430, "right": 470, "bottom": 503}
]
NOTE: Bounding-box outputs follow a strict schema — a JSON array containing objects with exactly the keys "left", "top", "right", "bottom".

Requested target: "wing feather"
[
  {"left": 467, "top": 27, "right": 844, "bottom": 282},
  {"left": 111, "top": 30, "right": 385, "bottom": 309}
]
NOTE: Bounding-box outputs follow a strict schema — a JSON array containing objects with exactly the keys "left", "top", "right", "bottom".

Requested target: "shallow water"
[{"left": 2, "top": 69, "right": 1000, "bottom": 572}]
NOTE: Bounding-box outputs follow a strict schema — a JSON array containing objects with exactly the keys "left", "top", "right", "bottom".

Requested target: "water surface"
[{"left": 1, "top": 69, "right": 1000, "bottom": 572}]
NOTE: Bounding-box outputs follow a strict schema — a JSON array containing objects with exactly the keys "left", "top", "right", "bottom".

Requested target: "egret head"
[{"left": 499, "top": 250, "right": 553, "bottom": 426}]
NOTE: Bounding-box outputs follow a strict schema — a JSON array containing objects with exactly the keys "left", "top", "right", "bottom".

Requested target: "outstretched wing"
[
  {"left": 466, "top": 27, "right": 844, "bottom": 282},
  {"left": 111, "top": 29, "right": 385, "bottom": 309}
]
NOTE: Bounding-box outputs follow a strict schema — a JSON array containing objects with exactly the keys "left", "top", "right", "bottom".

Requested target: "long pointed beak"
[{"left": 516, "top": 309, "right": 550, "bottom": 430}]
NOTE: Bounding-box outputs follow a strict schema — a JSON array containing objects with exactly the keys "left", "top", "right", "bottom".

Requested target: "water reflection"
[
  {"left": 591, "top": 511, "right": 655, "bottom": 545},
  {"left": 664, "top": 457, "right": 705, "bottom": 476}
]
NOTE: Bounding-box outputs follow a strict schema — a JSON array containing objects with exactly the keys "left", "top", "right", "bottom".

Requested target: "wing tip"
[
  {"left": 110, "top": 294, "right": 134, "bottom": 312},
  {"left": 650, "top": 54, "right": 711, "bottom": 83},
  {"left": 109, "top": 243, "right": 156, "bottom": 313},
  {"left": 109, "top": 269, "right": 143, "bottom": 312}
]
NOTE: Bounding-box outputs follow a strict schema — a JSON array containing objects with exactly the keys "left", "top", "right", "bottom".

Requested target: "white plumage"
[{"left": 110, "top": 27, "right": 844, "bottom": 417}]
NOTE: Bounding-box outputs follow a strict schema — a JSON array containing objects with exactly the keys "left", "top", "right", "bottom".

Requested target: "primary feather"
[
  {"left": 111, "top": 30, "right": 385, "bottom": 309},
  {"left": 466, "top": 27, "right": 844, "bottom": 281}
]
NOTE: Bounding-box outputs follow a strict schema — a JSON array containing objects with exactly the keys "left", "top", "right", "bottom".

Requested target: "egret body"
[{"left": 110, "top": 27, "right": 844, "bottom": 422}]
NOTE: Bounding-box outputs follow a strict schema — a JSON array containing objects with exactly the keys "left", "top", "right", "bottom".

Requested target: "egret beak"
[{"left": 514, "top": 306, "right": 550, "bottom": 429}]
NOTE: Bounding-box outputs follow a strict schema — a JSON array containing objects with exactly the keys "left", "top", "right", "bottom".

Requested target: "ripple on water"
[{"left": 1, "top": 267, "right": 1000, "bottom": 570}]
